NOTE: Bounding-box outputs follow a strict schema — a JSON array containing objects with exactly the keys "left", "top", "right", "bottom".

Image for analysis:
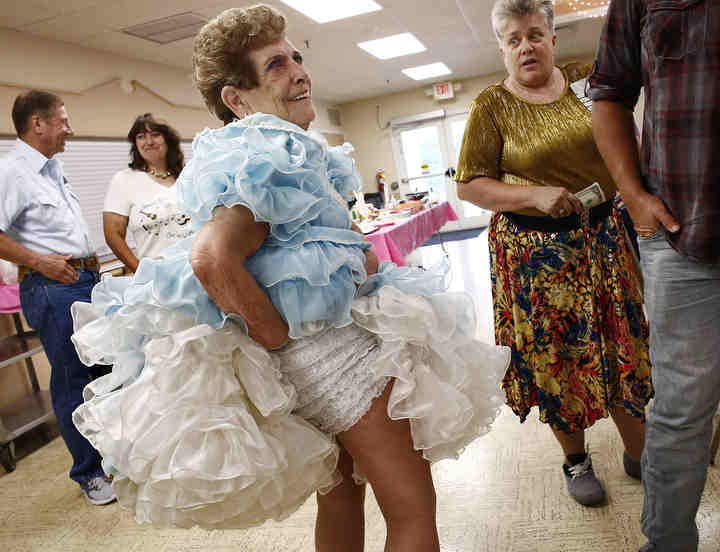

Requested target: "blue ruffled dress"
[{"left": 70, "top": 114, "right": 510, "bottom": 529}]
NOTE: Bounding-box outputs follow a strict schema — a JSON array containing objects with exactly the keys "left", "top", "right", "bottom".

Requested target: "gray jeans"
[{"left": 639, "top": 232, "right": 720, "bottom": 551}]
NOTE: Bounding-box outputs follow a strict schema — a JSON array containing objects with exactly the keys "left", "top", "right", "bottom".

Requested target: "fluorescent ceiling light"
[
  {"left": 402, "top": 62, "right": 452, "bottom": 81},
  {"left": 357, "top": 33, "right": 426, "bottom": 60},
  {"left": 279, "top": 0, "right": 382, "bottom": 23}
]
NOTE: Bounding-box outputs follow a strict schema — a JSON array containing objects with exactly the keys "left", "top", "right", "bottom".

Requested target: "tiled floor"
[
  {"left": 415, "top": 229, "right": 496, "bottom": 343},
  {"left": 2, "top": 231, "right": 720, "bottom": 552}
]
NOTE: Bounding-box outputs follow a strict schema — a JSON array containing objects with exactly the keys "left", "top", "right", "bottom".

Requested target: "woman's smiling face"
[
  {"left": 135, "top": 126, "right": 168, "bottom": 166},
  {"left": 237, "top": 38, "right": 315, "bottom": 129}
]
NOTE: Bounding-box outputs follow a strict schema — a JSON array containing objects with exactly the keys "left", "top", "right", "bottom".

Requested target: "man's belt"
[{"left": 18, "top": 255, "right": 99, "bottom": 282}]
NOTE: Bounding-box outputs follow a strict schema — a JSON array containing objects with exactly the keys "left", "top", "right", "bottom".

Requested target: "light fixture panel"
[
  {"left": 357, "top": 33, "right": 426, "bottom": 60},
  {"left": 279, "top": 0, "right": 382, "bottom": 24},
  {"left": 402, "top": 62, "right": 452, "bottom": 81}
]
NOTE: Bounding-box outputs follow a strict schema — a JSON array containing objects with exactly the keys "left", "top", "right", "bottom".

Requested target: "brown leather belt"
[{"left": 18, "top": 255, "right": 99, "bottom": 282}]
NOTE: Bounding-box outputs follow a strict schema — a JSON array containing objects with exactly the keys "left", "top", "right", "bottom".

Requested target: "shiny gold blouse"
[{"left": 456, "top": 62, "right": 617, "bottom": 217}]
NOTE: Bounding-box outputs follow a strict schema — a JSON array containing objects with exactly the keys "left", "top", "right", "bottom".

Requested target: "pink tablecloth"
[
  {"left": 366, "top": 201, "right": 458, "bottom": 266},
  {"left": 0, "top": 284, "right": 21, "bottom": 314}
]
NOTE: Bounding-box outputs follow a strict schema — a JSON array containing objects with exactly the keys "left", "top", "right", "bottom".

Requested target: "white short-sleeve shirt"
[
  {"left": 0, "top": 139, "right": 94, "bottom": 257},
  {"left": 104, "top": 168, "right": 193, "bottom": 260}
]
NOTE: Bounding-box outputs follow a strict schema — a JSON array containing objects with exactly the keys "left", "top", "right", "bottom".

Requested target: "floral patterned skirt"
[{"left": 488, "top": 208, "right": 652, "bottom": 433}]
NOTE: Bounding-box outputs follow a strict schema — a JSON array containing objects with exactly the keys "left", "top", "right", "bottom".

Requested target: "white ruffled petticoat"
[
  {"left": 72, "top": 284, "right": 509, "bottom": 529},
  {"left": 70, "top": 114, "right": 510, "bottom": 529}
]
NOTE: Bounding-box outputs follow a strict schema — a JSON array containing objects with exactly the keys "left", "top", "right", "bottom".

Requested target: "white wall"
[
  {"left": 338, "top": 56, "right": 647, "bottom": 194},
  {"left": 311, "top": 98, "right": 344, "bottom": 135},
  {"left": 338, "top": 73, "right": 505, "bottom": 193},
  {"left": 0, "top": 29, "right": 218, "bottom": 139},
  {"left": 0, "top": 28, "right": 345, "bottom": 140}
]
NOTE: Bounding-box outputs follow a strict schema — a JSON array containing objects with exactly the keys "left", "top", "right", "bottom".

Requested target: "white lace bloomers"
[{"left": 70, "top": 114, "right": 511, "bottom": 529}]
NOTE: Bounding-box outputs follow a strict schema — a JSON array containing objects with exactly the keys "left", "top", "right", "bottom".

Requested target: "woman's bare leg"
[
  {"left": 315, "top": 446, "right": 366, "bottom": 552},
  {"left": 551, "top": 427, "right": 586, "bottom": 462},
  {"left": 338, "top": 382, "right": 440, "bottom": 552},
  {"left": 610, "top": 405, "right": 646, "bottom": 460}
]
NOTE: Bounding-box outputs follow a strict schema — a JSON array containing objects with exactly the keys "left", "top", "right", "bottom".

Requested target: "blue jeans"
[
  {"left": 19, "top": 270, "right": 110, "bottom": 484},
  {"left": 639, "top": 233, "right": 720, "bottom": 551}
]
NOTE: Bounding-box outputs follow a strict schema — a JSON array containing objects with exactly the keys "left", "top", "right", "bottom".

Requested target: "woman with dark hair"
[{"left": 103, "top": 113, "right": 192, "bottom": 272}]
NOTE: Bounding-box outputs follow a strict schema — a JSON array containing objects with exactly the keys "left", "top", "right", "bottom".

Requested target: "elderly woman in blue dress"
[{"left": 69, "top": 5, "right": 509, "bottom": 551}]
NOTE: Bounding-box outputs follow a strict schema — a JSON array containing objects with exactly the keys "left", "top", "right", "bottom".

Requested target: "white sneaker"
[{"left": 79, "top": 476, "right": 117, "bottom": 505}]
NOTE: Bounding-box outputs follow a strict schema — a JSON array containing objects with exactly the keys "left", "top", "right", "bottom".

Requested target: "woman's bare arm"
[
  {"left": 103, "top": 212, "right": 140, "bottom": 272},
  {"left": 350, "top": 221, "right": 379, "bottom": 276},
  {"left": 457, "top": 176, "right": 582, "bottom": 217},
  {"left": 189, "top": 205, "right": 289, "bottom": 350}
]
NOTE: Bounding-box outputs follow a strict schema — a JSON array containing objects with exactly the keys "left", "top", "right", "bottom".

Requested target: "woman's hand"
[
  {"left": 103, "top": 212, "right": 140, "bottom": 272},
  {"left": 459, "top": 177, "right": 581, "bottom": 216},
  {"left": 190, "top": 205, "right": 289, "bottom": 350},
  {"left": 532, "top": 186, "right": 583, "bottom": 218}
]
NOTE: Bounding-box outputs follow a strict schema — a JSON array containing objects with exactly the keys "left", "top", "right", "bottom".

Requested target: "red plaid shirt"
[{"left": 588, "top": 0, "right": 720, "bottom": 263}]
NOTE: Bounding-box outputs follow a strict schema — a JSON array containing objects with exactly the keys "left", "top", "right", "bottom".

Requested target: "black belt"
[{"left": 501, "top": 200, "right": 613, "bottom": 233}]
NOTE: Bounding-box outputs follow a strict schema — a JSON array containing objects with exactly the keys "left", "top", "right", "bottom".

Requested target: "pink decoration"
[
  {"left": 366, "top": 201, "right": 458, "bottom": 266},
  {"left": 0, "top": 283, "right": 21, "bottom": 314}
]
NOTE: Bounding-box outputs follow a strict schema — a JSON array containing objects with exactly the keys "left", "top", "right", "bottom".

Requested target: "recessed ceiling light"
[
  {"left": 279, "top": 0, "right": 382, "bottom": 24},
  {"left": 401, "top": 62, "right": 452, "bottom": 81},
  {"left": 357, "top": 32, "right": 426, "bottom": 60}
]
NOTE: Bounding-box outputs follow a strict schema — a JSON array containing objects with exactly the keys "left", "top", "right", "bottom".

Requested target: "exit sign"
[{"left": 433, "top": 81, "right": 454, "bottom": 100}]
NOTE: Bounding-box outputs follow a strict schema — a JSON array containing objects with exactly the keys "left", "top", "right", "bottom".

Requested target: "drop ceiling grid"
[{"left": 1, "top": 0, "right": 607, "bottom": 104}]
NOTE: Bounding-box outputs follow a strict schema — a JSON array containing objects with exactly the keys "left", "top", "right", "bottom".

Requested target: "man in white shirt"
[{"left": 0, "top": 90, "right": 115, "bottom": 505}]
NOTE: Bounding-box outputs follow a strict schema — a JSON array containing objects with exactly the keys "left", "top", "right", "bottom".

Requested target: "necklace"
[
  {"left": 147, "top": 168, "right": 172, "bottom": 179},
  {"left": 505, "top": 67, "right": 566, "bottom": 104}
]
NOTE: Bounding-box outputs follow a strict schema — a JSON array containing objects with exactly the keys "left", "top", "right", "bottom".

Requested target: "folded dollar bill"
[{"left": 576, "top": 182, "right": 606, "bottom": 209}]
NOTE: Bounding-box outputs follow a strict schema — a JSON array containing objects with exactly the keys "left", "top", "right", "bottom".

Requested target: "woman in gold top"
[{"left": 456, "top": 0, "right": 651, "bottom": 507}]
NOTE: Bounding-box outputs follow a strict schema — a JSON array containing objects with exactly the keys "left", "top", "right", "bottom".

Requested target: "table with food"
[{"left": 351, "top": 197, "right": 458, "bottom": 266}]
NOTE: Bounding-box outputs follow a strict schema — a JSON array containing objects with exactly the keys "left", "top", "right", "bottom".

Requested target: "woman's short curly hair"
[
  {"left": 193, "top": 4, "right": 286, "bottom": 124},
  {"left": 491, "top": 0, "right": 554, "bottom": 43}
]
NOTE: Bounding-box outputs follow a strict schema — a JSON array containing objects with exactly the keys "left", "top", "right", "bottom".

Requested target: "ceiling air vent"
[
  {"left": 122, "top": 12, "right": 208, "bottom": 44},
  {"left": 327, "top": 107, "right": 342, "bottom": 127}
]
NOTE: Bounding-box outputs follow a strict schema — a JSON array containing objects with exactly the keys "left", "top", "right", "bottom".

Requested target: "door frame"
[{"left": 390, "top": 112, "right": 490, "bottom": 231}]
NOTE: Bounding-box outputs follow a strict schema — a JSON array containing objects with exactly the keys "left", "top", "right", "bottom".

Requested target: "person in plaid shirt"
[{"left": 589, "top": 1, "right": 720, "bottom": 550}]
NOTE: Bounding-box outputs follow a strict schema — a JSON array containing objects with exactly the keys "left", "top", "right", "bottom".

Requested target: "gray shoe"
[
  {"left": 624, "top": 451, "right": 642, "bottom": 480},
  {"left": 562, "top": 454, "right": 606, "bottom": 506},
  {"left": 80, "top": 476, "right": 117, "bottom": 505}
]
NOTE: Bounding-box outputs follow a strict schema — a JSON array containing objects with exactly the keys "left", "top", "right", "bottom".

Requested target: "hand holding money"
[
  {"left": 575, "top": 182, "right": 606, "bottom": 209},
  {"left": 533, "top": 186, "right": 584, "bottom": 217}
]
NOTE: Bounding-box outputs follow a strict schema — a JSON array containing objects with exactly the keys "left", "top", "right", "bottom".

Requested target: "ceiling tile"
[
  {"left": 26, "top": 0, "right": 106, "bottom": 11},
  {"left": 78, "top": 30, "right": 194, "bottom": 69},
  {"left": 4, "top": 0, "right": 607, "bottom": 105},
  {"left": 0, "top": 1, "right": 53, "bottom": 28}
]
